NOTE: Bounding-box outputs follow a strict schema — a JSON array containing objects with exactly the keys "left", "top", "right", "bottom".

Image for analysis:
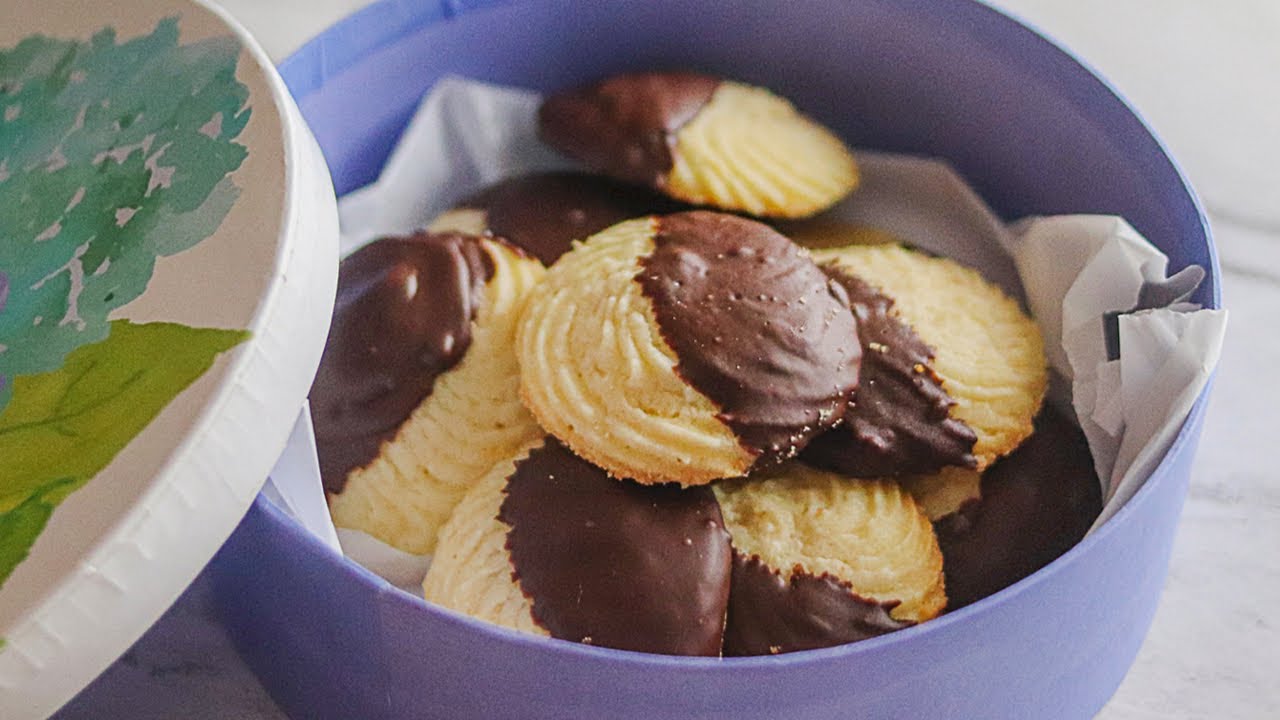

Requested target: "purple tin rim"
[{"left": 271, "top": 0, "right": 1221, "bottom": 669}]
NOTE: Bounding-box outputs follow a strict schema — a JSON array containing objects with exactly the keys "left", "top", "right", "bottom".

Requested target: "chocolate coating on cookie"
[
  {"left": 803, "top": 266, "right": 978, "bottom": 477},
  {"left": 539, "top": 72, "right": 720, "bottom": 187},
  {"left": 723, "top": 553, "right": 911, "bottom": 656},
  {"left": 637, "top": 211, "right": 860, "bottom": 461},
  {"left": 499, "top": 437, "right": 732, "bottom": 656},
  {"left": 935, "top": 408, "right": 1102, "bottom": 609},
  {"left": 311, "top": 232, "right": 494, "bottom": 493},
  {"left": 462, "top": 172, "right": 685, "bottom": 264}
]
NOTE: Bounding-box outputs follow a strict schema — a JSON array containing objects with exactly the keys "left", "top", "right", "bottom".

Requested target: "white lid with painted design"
[{"left": 0, "top": 1, "right": 337, "bottom": 715}]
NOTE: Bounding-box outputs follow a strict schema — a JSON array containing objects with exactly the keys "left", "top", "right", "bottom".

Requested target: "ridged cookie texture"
[
  {"left": 807, "top": 242, "right": 1047, "bottom": 474},
  {"left": 538, "top": 72, "right": 858, "bottom": 218},
  {"left": 515, "top": 211, "right": 861, "bottom": 486},
  {"left": 714, "top": 463, "right": 946, "bottom": 656},
  {"left": 430, "top": 171, "right": 686, "bottom": 265},
  {"left": 666, "top": 81, "right": 859, "bottom": 218},
  {"left": 805, "top": 262, "right": 979, "bottom": 477},
  {"left": 424, "top": 437, "right": 733, "bottom": 656},
  {"left": 315, "top": 232, "right": 546, "bottom": 556},
  {"left": 422, "top": 441, "right": 545, "bottom": 636}
]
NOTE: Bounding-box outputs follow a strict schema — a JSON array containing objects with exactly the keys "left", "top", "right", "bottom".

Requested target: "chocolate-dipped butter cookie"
[
  {"left": 515, "top": 211, "right": 861, "bottom": 486},
  {"left": 804, "top": 242, "right": 1048, "bottom": 477},
  {"left": 429, "top": 171, "right": 686, "bottom": 265},
  {"left": 423, "top": 437, "right": 733, "bottom": 656},
  {"left": 539, "top": 72, "right": 858, "bottom": 218},
  {"left": 934, "top": 408, "right": 1102, "bottom": 609},
  {"left": 314, "top": 231, "right": 545, "bottom": 556},
  {"left": 714, "top": 463, "right": 946, "bottom": 656}
]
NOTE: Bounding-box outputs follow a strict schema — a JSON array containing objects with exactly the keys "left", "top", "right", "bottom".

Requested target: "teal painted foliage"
[
  {"left": 0, "top": 18, "right": 251, "bottom": 410},
  {"left": 0, "top": 20, "right": 254, "bottom": 594}
]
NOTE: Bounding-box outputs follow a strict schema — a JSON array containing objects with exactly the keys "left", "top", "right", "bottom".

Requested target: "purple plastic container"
[{"left": 209, "top": 1, "right": 1220, "bottom": 718}]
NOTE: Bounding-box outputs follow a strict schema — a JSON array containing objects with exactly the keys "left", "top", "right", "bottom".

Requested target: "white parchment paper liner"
[{"left": 274, "top": 76, "right": 1227, "bottom": 587}]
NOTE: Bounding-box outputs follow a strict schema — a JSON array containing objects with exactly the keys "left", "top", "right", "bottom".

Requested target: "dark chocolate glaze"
[
  {"left": 936, "top": 408, "right": 1102, "bottom": 609},
  {"left": 803, "top": 265, "right": 977, "bottom": 477},
  {"left": 637, "top": 211, "right": 861, "bottom": 462},
  {"left": 311, "top": 232, "right": 494, "bottom": 494},
  {"left": 538, "top": 72, "right": 720, "bottom": 187},
  {"left": 723, "top": 553, "right": 911, "bottom": 656},
  {"left": 462, "top": 171, "right": 686, "bottom": 264},
  {"left": 499, "top": 437, "right": 733, "bottom": 656}
]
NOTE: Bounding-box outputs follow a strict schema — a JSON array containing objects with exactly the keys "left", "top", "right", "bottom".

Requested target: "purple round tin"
[{"left": 209, "top": 1, "right": 1219, "bottom": 718}]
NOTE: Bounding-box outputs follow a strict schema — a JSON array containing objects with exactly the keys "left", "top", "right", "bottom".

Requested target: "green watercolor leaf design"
[
  {"left": 0, "top": 320, "right": 247, "bottom": 589},
  {"left": 0, "top": 17, "right": 251, "bottom": 405},
  {"left": 0, "top": 477, "right": 74, "bottom": 585}
]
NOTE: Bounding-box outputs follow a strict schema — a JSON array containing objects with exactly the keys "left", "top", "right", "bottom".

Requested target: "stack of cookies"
[{"left": 311, "top": 72, "right": 1093, "bottom": 657}]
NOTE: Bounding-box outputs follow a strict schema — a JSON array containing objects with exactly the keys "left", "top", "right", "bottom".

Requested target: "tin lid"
[{"left": 0, "top": 0, "right": 338, "bottom": 715}]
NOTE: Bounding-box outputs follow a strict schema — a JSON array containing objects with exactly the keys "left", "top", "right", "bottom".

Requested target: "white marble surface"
[{"left": 54, "top": 0, "right": 1280, "bottom": 718}]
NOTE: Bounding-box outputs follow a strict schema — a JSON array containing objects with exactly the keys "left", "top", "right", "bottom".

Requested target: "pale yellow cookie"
[
  {"left": 422, "top": 442, "right": 547, "bottom": 635},
  {"left": 328, "top": 238, "right": 546, "bottom": 556},
  {"left": 427, "top": 207, "right": 488, "bottom": 236},
  {"left": 900, "top": 466, "right": 982, "bottom": 522},
  {"left": 430, "top": 171, "right": 688, "bottom": 266},
  {"left": 714, "top": 464, "right": 946, "bottom": 623},
  {"left": 515, "top": 217, "right": 751, "bottom": 484},
  {"left": 515, "top": 212, "right": 860, "bottom": 486},
  {"left": 538, "top": 73, "right": 857, "bottom": 219},
  {"left": 815, "top": 243, "right": 1047, "bottom": 469},
  {"left": 425, "top": 436, "right": 736, "bottom": 656},
  {"left": 666, "top": 82, "right": 858, "bottom": 218}
]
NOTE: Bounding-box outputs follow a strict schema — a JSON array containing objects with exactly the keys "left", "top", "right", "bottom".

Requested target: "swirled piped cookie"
[
  {"left": 429, "top": 171, "right": 686, "bottom": 265},
  {"left": 423, "top": 437, "right": 733, "bottom": 656},
  {"left": 515, "top": 211, "right": 861, "bottom": 486},
  {"left": 803, "top": 242, "right": 1047, "bottom": 476},
  {"left": 538, "top": 72, "right": 858, "bottom": 218},
  {"left": 312, "top": 231, "right": 545, "bottom": 556},
  {"left": 714, "top": 463, "right": 946, "bottom": 656}
]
